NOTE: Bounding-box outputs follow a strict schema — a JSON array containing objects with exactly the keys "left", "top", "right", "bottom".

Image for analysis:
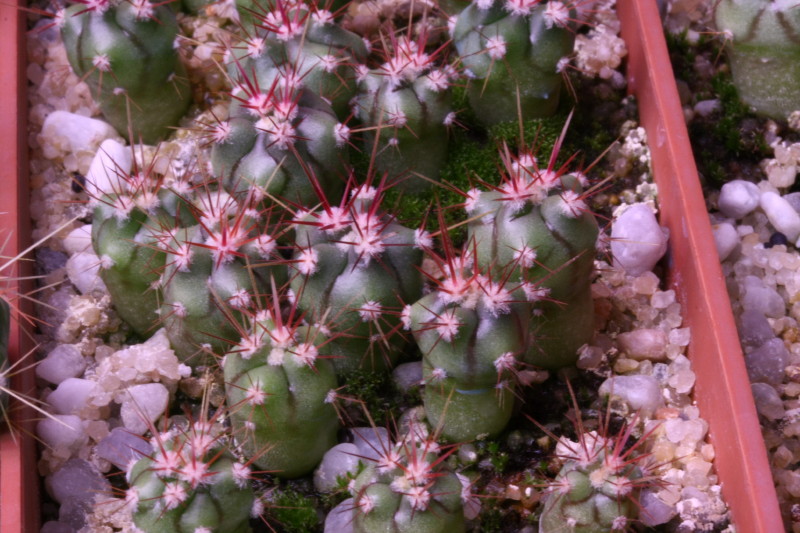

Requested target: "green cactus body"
[
  {"left": 714, "top": 0, "right": 800, "bottom": 119},
  {"left": 350, "top": 435, "right": 467, "bottom": 533},
  {"left": 452, "top": 1, "right": 575, "bottom": 126},
  {"left": 228, "top": 1, "right": 368, "bottom": 117},
  {"left": 60, "top": 0, "right": 192, "bottom": 143},
  {"left": 224, "top": 317, "right": 339, "bottom": 478},
  {"left": 210, "top": 68, "right": 347, "bottom": 216},
  {"left": 354, "top": 37, "right": 454, "bottom": 190},
  {"left": 127, "top": 417, "right": 256, "bottom": 533},
  {"left": 467, "top": 155, "right": 598, "bottom": 369},
  {"left": 539, "top": 431, "right": 649, "bottom": 533},
  {"left": 289, "top": 186, "right": 424, "bottom": 374},
  {"left": 406, "top": 247, "right": 528, "bottom": 442}
]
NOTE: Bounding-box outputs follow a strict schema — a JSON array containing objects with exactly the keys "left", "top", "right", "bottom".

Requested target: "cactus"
[
  {"left": 406, "top": 232, "right": 529, "bottom": 442},
  {"left": 538, "top": 410, "right": 660, "bottom": 533},
  {"left": 228, "top": 0, "right": 368, "bottom": 117},
  {"left": 223, "top": 287, "right": 340, "bottom": 478},
  {"left": 59, "top": 0, "right": 192, "bottom": 143},
  {"left": 210, "top": 62, "right": 348, "bottom": 217},
  {"left": 466, "top": 140, "right": 598, "bottom": 369},
  {"left": 349, "top": 430, "right": 467, "bottom": 533},
  {"left": 157, "top": 189, "right": 286, "bottom": 364},
  {"left": 713, "top": 0, "right": 800, "bottom": 119},
  {"left": 353, "top": 31, "right": 455, "bottom": 189},
  {"left": 126, "top": 408, "right": 258, "bottom": 533},
  {"left": 451, "top": 0, "right": 576, "bottom": 126},
  {"left": 288, "top": 182, "right": 425, "bottom": 375}
]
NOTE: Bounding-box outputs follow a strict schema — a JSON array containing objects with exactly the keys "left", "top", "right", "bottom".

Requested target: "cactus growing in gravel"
[
  {"left": 60, "top": 0, "right": 192, "bottom": 143},
  {"left": 288, "top": 181, "right": 425, "bottom": 374},
  {"left": 713, "top": 0, "right": 800, "bottom": 120},
  {"left": 466, "top": 139, "right": 598, "bottom": 369},
  {"left": 406, "top": 233, "right": 530, "bottom": 442},
  {"left": 452, "top": 0, "right": 576, "bottom": 126},
  {"left": 126, "top": 408, "right": 258, "bottom": 533},
  {"left": 353, "top": 31, "right": 455, "bottom": 189},
  {"left": 349, "top": 430, "right": 467, "bottom": 533},
  {"left": 538, "top": 411, "right": 660, "bottom": 533},
  {"left": 223, "top": 286, "right": 339, "bottom": 478}
]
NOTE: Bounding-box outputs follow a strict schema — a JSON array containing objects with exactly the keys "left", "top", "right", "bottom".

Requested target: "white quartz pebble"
[
  {"left": 65, "top": 251, "right": 106, "bottom": 294},
  {"left": 617, "top": 329, "right": 668, "bottom": 362},
  {"left": 314, "top": 443, "right": 362, "bottom": 492},
  {"left": 598, "top": 374, "right": 664, "bottom": 417},
  {"left": 324, "top": 498, "right": 355, "bottom": 533},
  {"left": 96, "top": 427, "right": 153, "bottom": 471},
  {"left": 85, "top": 138, "right": 131, "bottom": 201},
  {"left": 718, "top": 180, "right": 761, "bottom": 219},
  {"left": 751, "top": 383, "right": 785, "bottom": 421},
  {"left": 760, "top": 191, "right": 800, "bottom": 242},
  {"left": 610, "top": 203, "right": 669, "bottom": 276},
  {"left": 62, "top": 225, "right": 93, "bottom": 255},
  {"left": 712, "top": 222, "right": 739, "bottom": 262},
  {"left": 350, "top": 426, "right": 391, "bottom": 462},
  {"left": 47, "top": 378, "right": 98, "bottom": 416},
  {"left": 49, "top": 458, "right": 110, "bottom": 506},
  {"left": 41, "top": 111, "right": 118, "bottom": 158},
  {"left": 37, "top": 415, "right": 88, "bottom": 453},
  {"left": 120, "top": 383, "right": 169, "bottom": 435},
  {"left": 36, "top": 344, "right": 86, "bottom": 385}
]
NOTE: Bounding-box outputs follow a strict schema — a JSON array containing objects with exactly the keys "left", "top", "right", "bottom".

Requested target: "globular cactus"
[
  {"left": 157, "top": 187, "right": 286, "bottom": 364},
  {"left": 713, "top": 0, "right": 800, "bottom": 120},
  {"left": 210, "top": 58, "right": 349, "bottom": 215},
  {"left": 466, "top": 141, "right": 598, "bottom": 369},
  {"left": 349, "top": 430, "right": 467, "bottom": 533},
  {"left": 538, "top": 416, "right": 659, "bottom": 533},
  {"left": 223, "top": 288, "right": 339, "bottom": 478},
  {"left": 354, "top": 32, "right": 455, "bottom": 189},
  {"left": 288, "top": 182, "right": 424, "bottom": 375},
  {"left": 59, "top": 0, "right": 192, "bottom": 143},
  {"left": 228, "top": 0, "right": 368, "bottom": 117},
  {"left": 125, "top": 409, "right": 258, "bottom": 533},
  {"left": 451, "top": 0, "right": 576, "bottom": 126},
  {"left": 405, "top": 237, "right": 529, "bottom": 442}
]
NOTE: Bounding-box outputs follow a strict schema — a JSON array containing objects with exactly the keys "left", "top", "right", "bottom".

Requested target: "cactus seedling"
[
  {"left": 125, "top": 404, "right": 258, "bottom": 533},
  {"left": 349, "top": 428, "right": 468, "bottom": 533},
  {"left": 223, "top": 281, "right": 340, "bottom": 478},
  {"left": 353, "top": 29, "right": 456, "bottom": 189},
  {"left": 713, "top": 0, "right": 800, "bottom": 120},
  {"left": 466, "top": 131, "right": 598, "bottom": 369},
  {"left": 59, "top": 0, "right": 192, "bottom": 143},
  {"left": 452, "top": 0, "right": 577, "bottom": 126},
  {"left": 535, "top": 388, "right": 662, "bottom": 533},
  {"left": 288, "top": 181, "right": 424, "bottom": 375},
  {"left": 406, "top": 228, "right": 530, "bottom": 442}
]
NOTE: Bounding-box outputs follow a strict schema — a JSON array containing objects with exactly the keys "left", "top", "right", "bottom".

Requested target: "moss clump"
[{"left": 267, "top": 487, "right": 321, "bottom": 533}]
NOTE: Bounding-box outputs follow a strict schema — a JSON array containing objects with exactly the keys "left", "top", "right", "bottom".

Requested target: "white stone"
[
  {"left": 65, "top": 251, "right": 106, "bottom": 294},
  {"left": 49, "top": 458, "right": 111, "bottom": 506},
  {"left": 120, "top": 383, "right": 170, "bottom": 435},
  {"left": 640, "top": 489, "right": 678, "bottom": 526},
  {"left": 751, "top": 383, "right": 785, "bottom": 421},
  {"left": 47, "top": 378, "right": 98, "bottom": 416},
  {"left": 62, "top": 225, "right": 93, "bottom": 255},
  {"left": 712, "top": 222, "right": 739, "bottom": 262},
  {"left": 41, "top": 111, "right": 119, "bottom": 157},
  {"left": 741, "top": 275, "right": 785, "bottom": 318},
  {"left": 85, "top": 138, "right": 131, "bottom": 200},
  {"left": 718, "top": 180, "right": 760, "bottom": 219},
  {"left": 36, "top": 344, "right": 86, "bottom": 385},
  {"left": 96, "top": 427, "right": 154, "bottom": 471},
  {"left": 324, "top": 498, "right": 355, "bottom": 533},
  {"left": 36, "top": 415, "right": 88, "bottom": 453},
  {"left": 760, "top": 191, "right": 800, "bottom": 242},
  {"left": 610, "top": 204, "right": 669, "bottom": 276},
  {"left": 617, "top": 329, "right": 668, "bottom": 362},
  {"left": 350, "top": 426, "right": 391, "bottom": 462},
  {"left": 598, "top": 374, "right": 664, "bottom": 416},
  {"left": 314, "top": 443, "right": 362, "bottom": 492}
]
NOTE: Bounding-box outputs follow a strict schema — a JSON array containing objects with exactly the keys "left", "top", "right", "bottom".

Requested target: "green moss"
[{"left": 267, "top": 487, "right": 321, "bottom": 533}]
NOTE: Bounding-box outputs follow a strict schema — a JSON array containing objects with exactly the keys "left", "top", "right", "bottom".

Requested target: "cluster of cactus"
[
  {"left": 348, "top": 427, "right": 468, "bottom": 532},
  {"left": 538, "top": 416, "right": 659, "bottom": 533},
  {"left": 125, "top": 407, "right": 259, "bottom": 532},
  {"left": 58, "top": 0, "right": 639, "bottom": 529},
  {"left": 713, "top": 0, "right": 800, "bottom": 120},
  {"left": 59, "top": 0, "right": 192, "bottom": 143}
]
